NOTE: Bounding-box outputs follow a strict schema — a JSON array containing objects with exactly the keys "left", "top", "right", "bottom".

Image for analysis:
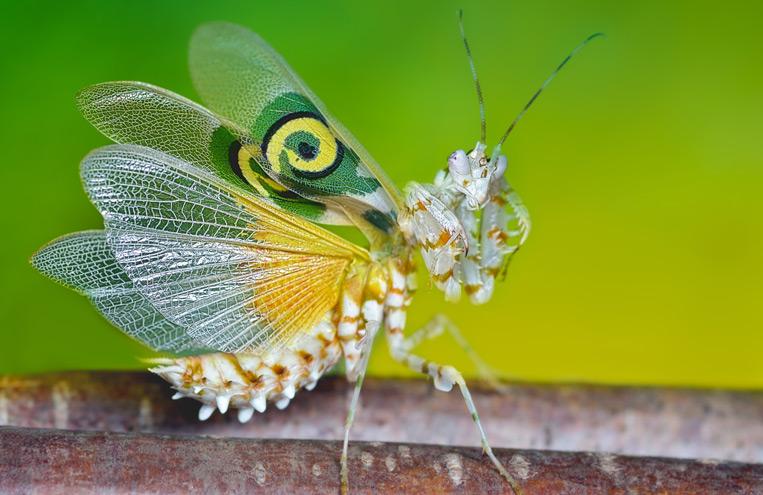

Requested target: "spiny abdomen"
[{"left": 150, "top": 315, "right": 341, "bottom": 423}]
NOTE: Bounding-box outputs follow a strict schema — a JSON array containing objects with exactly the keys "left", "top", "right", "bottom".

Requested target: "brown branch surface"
[
  {"left": 1, "top": 426, "right": 762, "bottom": 495},
  {"left": 1, "top": 372, "right": 762, "bottom": 462}
]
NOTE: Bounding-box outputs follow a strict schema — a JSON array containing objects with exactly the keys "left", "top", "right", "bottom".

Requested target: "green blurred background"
[{"left": 1, "top": 0, "right": 761, "bottom": 388}]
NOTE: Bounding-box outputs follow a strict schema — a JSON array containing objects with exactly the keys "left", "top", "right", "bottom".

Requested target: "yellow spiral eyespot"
[{"left": 262, "top": 112, "right": 343, "bottom": 179}]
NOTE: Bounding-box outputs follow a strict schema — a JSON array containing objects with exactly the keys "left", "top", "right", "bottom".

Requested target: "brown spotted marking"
[{"left": 487, "top": 225, "right": 509, "bottom": 244}]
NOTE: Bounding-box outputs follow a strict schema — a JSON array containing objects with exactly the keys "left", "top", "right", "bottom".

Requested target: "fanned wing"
[
  {"left": 31, "top": 231, "right": 206, "bottom": 354},
  {"left": 77, "top": 81, "right": 350, "bottom": 226},
  {"left": 82, "top": 145, "right": 367, "bottom": 353},
  {"left": 189, "top": 22, "right": 402, "bottom": 238}
]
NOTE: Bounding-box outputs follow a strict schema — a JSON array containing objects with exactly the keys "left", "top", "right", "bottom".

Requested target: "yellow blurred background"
[{"left": 1, "top": 0, "right": 761, "bottom": 388}]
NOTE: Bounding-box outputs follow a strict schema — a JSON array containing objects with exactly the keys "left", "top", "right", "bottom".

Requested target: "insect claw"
[
  {"left": 198, "top": 403, "right": 215, "bottom": 421},
  {"left": 237, "top": 407, "right": 255, "bottom": 423}
]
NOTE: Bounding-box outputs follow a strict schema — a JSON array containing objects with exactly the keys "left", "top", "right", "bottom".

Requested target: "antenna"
[
  {"left": 459, "top": 10, "right": 487, "bottom": 144},
  {"left": 497, "top": 32, "right": 604, "bottom": 148}
]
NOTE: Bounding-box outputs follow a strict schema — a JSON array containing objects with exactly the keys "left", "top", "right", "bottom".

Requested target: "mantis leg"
[
  {"left": 339, "top": 323, "right": 375, "bottom": 495},
  {"left": 385, "top": 325, "right": 523, "bottom": 495},
  {"left": 402, "top": 313, "right": 508, "bottom": 392}
]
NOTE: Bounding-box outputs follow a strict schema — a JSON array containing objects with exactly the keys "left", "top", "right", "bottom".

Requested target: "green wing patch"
[
  {"left": 77, "top": 81, "right": 349, "bottom": 225},
  {"left": 190, "top": 22, "right": 403, "bottom": 238}
]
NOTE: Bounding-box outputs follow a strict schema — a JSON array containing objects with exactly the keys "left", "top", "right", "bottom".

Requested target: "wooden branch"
[
  {"left": 1, "top": 372, "right": 761, "bottom": 463},
  {"left": 1, "top": 427, "right": 762, "bottom": 495}
]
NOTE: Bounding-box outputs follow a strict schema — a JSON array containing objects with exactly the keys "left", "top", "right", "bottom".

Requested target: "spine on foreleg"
[{"left": 401, "top": 184, "right": 466, "bottom": 302}]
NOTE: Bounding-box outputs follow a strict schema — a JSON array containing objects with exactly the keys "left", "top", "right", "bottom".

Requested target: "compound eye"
[
  {"left": 262, "top": 112, "right": 343, "bottom": 179},
  {"left": 494, "top": 155, "right": 507, "bottom": 178},
  {"left": 448, "top": 150, "right": 470, "bottom": 176}
]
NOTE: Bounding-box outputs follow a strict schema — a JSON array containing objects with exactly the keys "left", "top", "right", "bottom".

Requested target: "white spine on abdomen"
[
  {"left": 150, "top": 312, "right": 342, "bottom": 422},
  {"left": 149, "top": 258, "right": 413, "bottom": 422}
]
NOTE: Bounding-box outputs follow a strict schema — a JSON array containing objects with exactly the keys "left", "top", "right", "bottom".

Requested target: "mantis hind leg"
[
  {"left": 403, "top": 313, "right": 509, "bottom": 393},
  {"left": 339, "top": 262, "right": 390, "bottom": 493},
  {"left": 385, "top": 325, "right": 524, "bottom": 495},
  {"left": 339, "top": 338, "right": 372, "bottom": 495}
]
